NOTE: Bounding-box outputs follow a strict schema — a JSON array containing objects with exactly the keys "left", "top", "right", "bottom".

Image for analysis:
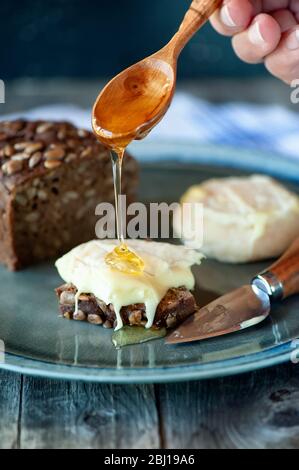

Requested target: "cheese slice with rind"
[{"left": 174, "top": 175, "right": 299, "bottom": 263}]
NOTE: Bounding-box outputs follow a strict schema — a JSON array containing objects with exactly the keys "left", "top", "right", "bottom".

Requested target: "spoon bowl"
[
  {"left": 92, "top": 0, "right": 222, "bottom": 149},
  {"left": 92, "top": 55, "right": 176, "bottom": 149}
]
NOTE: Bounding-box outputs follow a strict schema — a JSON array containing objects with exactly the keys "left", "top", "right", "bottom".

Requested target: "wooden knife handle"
[
  {"left": 171, "top": 0, "right": 222, "bottom": 56},
  {"left": 254, "top": 237, "right": 299, "bottom": 300},
  {"left": 269, "top": 237, "right": 299, "bottom": 298}
]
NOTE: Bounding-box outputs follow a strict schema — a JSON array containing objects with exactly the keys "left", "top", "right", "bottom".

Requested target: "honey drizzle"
[
  {"left": 104, "top": 147, "right": 145, "bottom": 275},
  {"left": 111, "top": 148, "right": 125, "bottom": 245}
]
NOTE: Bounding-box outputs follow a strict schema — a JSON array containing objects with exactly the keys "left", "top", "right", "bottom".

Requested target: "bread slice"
[
  {"left": 56, "top": 283, "right": 197, "bottom": 330},
  {"left": 0, "top": 120, "right": 138, "bottom": 270}
]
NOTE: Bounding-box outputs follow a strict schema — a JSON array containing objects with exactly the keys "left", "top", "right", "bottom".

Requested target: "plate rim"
[{"left": 0, "top": 341, "right": 295, "bottom": 383}]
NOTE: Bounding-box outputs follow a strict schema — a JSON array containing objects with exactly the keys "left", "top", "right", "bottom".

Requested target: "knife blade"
[
  {"left": 166, "top": 284, "right": 270, "bottom": 344},
  {"left": 167, "top": 236, "right": 299, "bottom": 345}
]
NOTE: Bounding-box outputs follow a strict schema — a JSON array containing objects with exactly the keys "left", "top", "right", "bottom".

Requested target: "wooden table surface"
[
  {"left": 1, "top": 363, "right": 299, "bottom": 449},
  {"left": 0, "top": 79, "right": 298, "bottom": 449}
]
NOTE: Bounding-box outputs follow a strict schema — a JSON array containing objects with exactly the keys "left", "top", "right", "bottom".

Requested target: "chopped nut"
[
  {"left": 15, "top": 194, "right": 27, "bottom": 206},
  {"left": 78, "top": 294, "right": 90, "bottom": 301},
  {"left": 78, "top": 129, "right": 88, "bottom": 138},
  {"left": 63, "top": 311, "right": 72, "bottom": 320},
  {"left": 65, "top": 153, "right": 77, "bottom": 163},
  {"left": 32, "top": 177, "right": 41, "bottom": 187},
  {"left": 88, "top": 314, "right": 103, "bottom": 325},
  {"left": 29, "top": 152, "right": 42, "bottom": 169},
  {"left": 5, "top": 120, "right": 24, "bottom": 133},
  {"left": 57, "top": 130, "right": 66, "bottom": 140},
  {"left": 25, "top": 211, "right": 39, "bottom": 222},
  {"left": 64, "top": 190, "right": 78, "bottom": 200},
  {"left": 60, "top": 290, "right": 75, "bottom": 305},
  {"left": 37, "top": 189, "right": 48, "bottom": 201},
  {"left": 44, "top": 159, "right": 62, "bottom": 169},
  {"left": 73, "top": 309, "right": 86, "bottom": 321},
  {"left": 85, "top": 188, "right": 96, "bottom": 198},
  {"left": 83, "top": 178, "right": 93, "bottom": 187},
  {"left": 36, "top": 122, "right": 53, "bottom": 134},
  {"left": 2, "top": 159, "right": 23, "bottom": 175},
  {"left": 4, "top": 144, "right": 14, "bottom": 157},
  {"left": 75, "top": 206, "right": 87, "bottom": 220},
  {"left": 103, "top": 320, "right": 112, "bottom": 329},
  {"left": 24, "top": 142, "right": 44, "bottom": 155},
  {"left": 11, "top": 153, "right": 30, "bottom": 161},
  {"left": 80, "top": 147, "right": 93, "bottom": 158},
  {"left": 66, "top": 139, "right": 77, "bottom": 148},
  {"left": 26, "top": 187, "right": 37, "bottom": 199},
  {"left": 96, "top": 298, "right": 107, "bottom": 313},
  {"left": 44, "top": 146, "right": 65, "bottom": 160},
  {"left": 0, "top": 133, "right": 7, "bottom": 141},
  {"left": 14, "top": 141, "right": 31, "bottom": 151},
  {"left": 128, "top": 310, "right": 143, "bottom": 326},
  {"left": 166, "top": 316, "right": 177, "bottom": 329}
]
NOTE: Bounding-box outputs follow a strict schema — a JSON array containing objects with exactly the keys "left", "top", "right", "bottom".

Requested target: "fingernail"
[
  {"left": 248, "top": 22, "right": 265, "bottom": 46},
  {"left": 286, "top": 29, "right": 299, "bottom": 50},
  {"left": 220, "top": 4, "right": 237, "bottom": 28}
]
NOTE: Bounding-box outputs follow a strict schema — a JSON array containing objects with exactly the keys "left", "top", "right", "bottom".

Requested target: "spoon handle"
[{"left": 171, "top": 0, "right": 222, "bottom": 56}]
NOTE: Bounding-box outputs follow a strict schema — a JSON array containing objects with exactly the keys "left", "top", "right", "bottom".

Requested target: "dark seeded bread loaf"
[
  {"left": 0, "top": 120, "right": 138, "bottom": 270},
  {"left": 56, "top": 283, "right": 197, "bottom": 329}
]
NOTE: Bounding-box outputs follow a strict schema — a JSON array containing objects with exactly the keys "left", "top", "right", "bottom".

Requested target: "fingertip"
[
  {"left": 232, "top": 14, "right": 281, "bottom": 64},
  {"left": 265, "top": 27, "right": 299, "bottom": 84},
  {"left": 249, "top": 14, "right": 281, "bottom": 47},
  {"left": 210, "top": 0, "right": 253, "bottom": 37}
]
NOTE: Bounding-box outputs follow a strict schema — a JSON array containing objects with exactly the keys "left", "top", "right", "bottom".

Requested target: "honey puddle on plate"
[{"left": 112, "top": 326, "right": 167, "bottom": 349}]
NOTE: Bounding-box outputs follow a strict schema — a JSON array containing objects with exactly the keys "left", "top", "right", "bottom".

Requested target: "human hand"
[{"left": 210, "top": 0, "right": 299, "bottom": 84}]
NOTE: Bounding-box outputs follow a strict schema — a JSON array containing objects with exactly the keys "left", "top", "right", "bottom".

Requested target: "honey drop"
[{"left": 105, "top": 243, "right": 145, "bottom": 275}]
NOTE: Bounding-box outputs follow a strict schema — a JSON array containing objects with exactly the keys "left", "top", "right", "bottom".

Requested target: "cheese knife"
[{"left": 166, "top": 237, "right": 299, "bottom": 345}]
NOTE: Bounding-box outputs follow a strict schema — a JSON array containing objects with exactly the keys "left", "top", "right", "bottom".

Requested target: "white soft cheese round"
[
  {"left": 174, "top": 175, "right": 299, "bottom": 263},
  {"left": 55, "top": 239, "right": 203, "bottom": 330}
]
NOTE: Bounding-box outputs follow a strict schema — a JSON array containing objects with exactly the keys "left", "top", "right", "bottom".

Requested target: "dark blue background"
[{"left": 1, "top": 0, "right": 264, "bottom": 79}]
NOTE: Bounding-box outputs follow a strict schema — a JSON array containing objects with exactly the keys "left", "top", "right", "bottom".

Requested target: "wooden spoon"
[{"left": 92, "top": 0, "right": 222, "bottom": 149}]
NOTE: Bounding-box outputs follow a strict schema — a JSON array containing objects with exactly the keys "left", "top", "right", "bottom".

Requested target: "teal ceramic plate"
[{"left": 1, "top": 141, "right": 299, "bottom": 383}]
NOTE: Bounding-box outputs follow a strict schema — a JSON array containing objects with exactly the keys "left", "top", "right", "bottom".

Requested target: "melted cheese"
[{"left": 55, "top": 239, "right": 203, "bottom": 330}]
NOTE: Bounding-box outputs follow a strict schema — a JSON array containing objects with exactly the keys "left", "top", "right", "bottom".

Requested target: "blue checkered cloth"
[{"left": 2, "top": 93, "right": 299, "bottom": 160}]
